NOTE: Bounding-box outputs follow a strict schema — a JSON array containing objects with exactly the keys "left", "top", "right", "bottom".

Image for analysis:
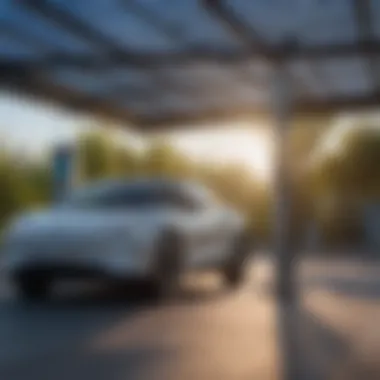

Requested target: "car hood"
[{"left": 7, "top": 208, "right": 172, "bottom": 240}]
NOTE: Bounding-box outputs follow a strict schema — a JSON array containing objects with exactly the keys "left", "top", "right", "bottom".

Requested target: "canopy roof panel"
[{"left": 1, "top": 0, "right": 380, "bottom": 128}]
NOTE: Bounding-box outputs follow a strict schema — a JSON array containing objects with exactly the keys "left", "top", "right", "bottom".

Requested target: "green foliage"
[
  {"left": 0, "top": 149, "right": 53, "bottom": 230},
  {"left": 0, "top": 117, "right": 350, "bottom": 248},
  {"left": 142, "top": 138, "right": 182, "bottom": 177},
  {"left": 112, "top": 146, "right": 140, "bottom": 177},
  {"left": 0, "top": 119, "right": 335, "bottom": 248},
  {"left": 78, "top": 132, "right": 115, "bottom": 181},
  {"left": 0, "top": 153, "right": 23, "bottom": 228},
  {"left": 314, "top": 127, "right": 380, "bottom": 199},
  {"left": 339, "top": 128, "right": 380, "bottom": 197},
  {"left": 0, "top": 130, "right": 270, "bottom": 240},
  {"left": 308, "top": 125, "right": 380, "bottom": 245}
]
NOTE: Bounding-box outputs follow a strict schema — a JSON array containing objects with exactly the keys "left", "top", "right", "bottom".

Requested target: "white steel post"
[
  {"left": 272, "top": 63, "right": 303, "bottom": 380},
  {"left": 272, "top": 63, "right": 295, "bottom": 302}
]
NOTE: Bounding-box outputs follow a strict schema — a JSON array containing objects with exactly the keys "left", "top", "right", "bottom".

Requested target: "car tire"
[
  {"left": 153, "top": 230, "right": 183, "bottom": 301},
  {"left": 223, "top": 232, "right": 252, "bottom": 288},
  {"left": 15, "top": 272, "right": 52, "bottom": 301}
]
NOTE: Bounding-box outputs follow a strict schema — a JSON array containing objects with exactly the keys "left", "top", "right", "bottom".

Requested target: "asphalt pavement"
[{"left": 1, "top": 256, "right": 380, "bottom": 380}]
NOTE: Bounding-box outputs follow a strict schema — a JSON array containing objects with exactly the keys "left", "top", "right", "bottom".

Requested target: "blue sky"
[{"left": 0, "top": 91, "right": 90, "bottom": 155}]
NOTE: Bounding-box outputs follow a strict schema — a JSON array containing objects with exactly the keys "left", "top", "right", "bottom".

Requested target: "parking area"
[{"left": 0, "top": 255, "right": 379, "bottom": 380}]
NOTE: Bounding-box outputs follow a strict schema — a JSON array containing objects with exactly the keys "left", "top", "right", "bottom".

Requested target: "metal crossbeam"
[
  {"left": 353, "top": 0, "right": 380, "bottom": 90},
  {"left": 203, "top": 0, "right": 276, "bottom": 60},
  {"left": 0, "top": 21, "right": 56, "bottom": 53},
  {"left": 0, "top": 0, "right": 380, "bottom": 125},
  {"left": 202, "top": 0, "right": 278, "bottom": 88},
  {"left": 0, "top": 61, "right": 135, "bottom": 121},
  {"left": 2, "top": 38, "right": 380, "bottom": 71},
  {"left": 8, "top": 1, "right": 268, "bottom": 115},
  {"left": 137, "top": 90, "right": 380, "bottom": 128},
  {"left": 1, "top": 54, "right": 380, "bottom": 127},
  {"left": 353, "top": 0, "right": 373, "bottom": 38},
  {"left": 22, "top": 0, "right": 137, "bottom": 58},
  {"left": 20, "top": 0, "right": 205, "bottom": 104},
  {"left": 202, "top": 0, "right": 329, "bottom": 100},
  {"left": 122, "top": 0, "right": 188, "bottom": 45}
]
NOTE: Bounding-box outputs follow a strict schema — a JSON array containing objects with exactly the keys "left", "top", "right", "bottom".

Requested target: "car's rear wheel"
[
  {"left": 223, "top": 232, "right": 252, "bottom": 288},
  {"left": 153, "top": 230, "right": 183, "bottom": 301},
  {"left": 15, "top": 272, "right": 52, "bottom": 301}
]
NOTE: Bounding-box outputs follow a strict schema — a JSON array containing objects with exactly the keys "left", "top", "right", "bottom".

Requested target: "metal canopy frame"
[{"left": 1, "top": 0, "right": 380, "bottom": 127}]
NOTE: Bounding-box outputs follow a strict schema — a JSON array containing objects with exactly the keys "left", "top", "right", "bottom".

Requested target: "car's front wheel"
[
  {"left": 223, "top": 232, "right": 252, "bottom": 288},
  {"left": 153, "top": 230, "right": 183, "bottom": 300},
  {"left": 15, "top": 272, "right": 52, "bottom": 301}
]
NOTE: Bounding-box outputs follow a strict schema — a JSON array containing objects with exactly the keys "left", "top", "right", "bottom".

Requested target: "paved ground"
[
  {"left": 0, "top": 256, "right": 380, "bottom": 380},
  {"left": 300, "top": 258, "right": 380, "bottom": 380}
]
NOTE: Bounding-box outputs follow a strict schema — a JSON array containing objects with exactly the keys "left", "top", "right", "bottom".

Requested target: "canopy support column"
[
  {"left": 272, "top": 63, "right": 296, "bottom": 302},
  {"left": 272, "top": 63, "right": 302, "bottom": 380}
]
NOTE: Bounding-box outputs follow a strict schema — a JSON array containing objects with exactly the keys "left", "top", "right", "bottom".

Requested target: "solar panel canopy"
[{"left": 1, "top": 0, "right": 380, "bottom": 128}]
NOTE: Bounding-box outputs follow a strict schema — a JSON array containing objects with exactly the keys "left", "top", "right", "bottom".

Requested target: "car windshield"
[{"left": 61, "top": 181, "right": 177, "bottom": 209}]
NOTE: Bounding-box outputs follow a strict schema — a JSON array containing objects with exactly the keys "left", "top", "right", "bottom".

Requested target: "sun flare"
[{"left": 170, "top": 127, "right": 273, "bottom": 182}]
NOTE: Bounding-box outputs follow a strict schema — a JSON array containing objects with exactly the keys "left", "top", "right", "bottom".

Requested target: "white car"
[{"left": 2, "top": 178, "right": 252, "bottom": 300}]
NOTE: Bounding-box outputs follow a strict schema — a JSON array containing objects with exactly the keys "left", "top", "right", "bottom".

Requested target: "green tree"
[
  {"left": 0, "top": 128, "right": 60, "bottom": 231},
  {"left": 18, "top": 162, "right": 52, "bottom": 207},
  {"left": 78, "top": 132, "right": 115, "bottom": 181},
  {"left": 313, "top": 126, "right": 380, "bottom": 199},
  {"left": 0, "top": 156, "right": 18, "bottom": 228},
  {"left": 309, "top": 125, "right": 380, "bottom": 245},
  {"left": 142, "top": 138, "right": 183, "bottom": 177},
  {"left": 111, "top": 146, "right": 140, "bottom": 178}
]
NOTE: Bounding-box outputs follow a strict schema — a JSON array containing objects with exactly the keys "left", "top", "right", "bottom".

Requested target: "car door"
[{"left": 183, "top": 187, "right": 233, "bottom": 269}]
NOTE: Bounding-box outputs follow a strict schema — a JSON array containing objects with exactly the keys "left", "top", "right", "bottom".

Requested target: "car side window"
[
  {"left": 164, "top": 189, "right": 198, "bottom": 211},
  {"left": 180, "top": 186, "right": 212, "bottom": 211}
]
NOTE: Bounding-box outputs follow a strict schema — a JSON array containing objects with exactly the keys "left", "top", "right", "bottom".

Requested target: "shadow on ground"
[
  {"left": 277, "top": 302, "right": 351, "bottom": 380},
  {"left": 300, "top": 263, "right": 380, "bottom": 379},
  {"left": 2, "top": 267, "right": 377, "bottom": 380},
  {"left": 305, "top": 275, "right": 380, "bottom": 300},
  {"left": 293, "top": 304, "right": 380, "bottom": 380},
  {"left": 0, "top": 279, "right": 232, "bottom": 380}
]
